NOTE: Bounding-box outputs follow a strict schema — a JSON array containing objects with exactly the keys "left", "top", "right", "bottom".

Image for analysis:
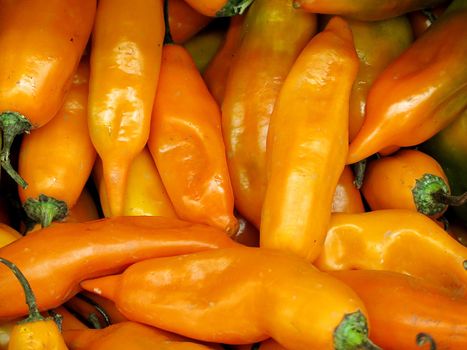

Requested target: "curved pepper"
[
  {"left": 169, "top": 0, "right": 212, "bottom": 43},
  {"left": 63, "top": 321, "right": 221, "bottom": 350},
  {"left": 148, "top": 43, "right": 238, "bottom": 234},
  {"left": 94, "top": 148, "right": 177, "bottom": 218},
  {"left": 361, "top": 149, "right": 465, "bottom": 218},
  {"left": 88, "top": 0, "right": 164, "bottom": 217},
  {"left": 261, "top": 17, "right": 358, "bottom": 262},
  {"left": 81, "top": 247, "right": 379, "bottom": 350},
  {"left": 316, "top": 209, "right": 467, "bottom": 296},
  {"left": 0, "top": 0, "right": 95, "bottom": 187},
  {"left": 183, "top": 0, "right": 253, "bottom": 17},
  {"left": 332, "top": 166, "right": 365, "bottom": 214},
  {"left": 0, "top": 258, "right": 68, "bottom": 350},
  {"left": 293, "top": 0, "right": 446, "bottom": 21},
  {"left": 347, "top": 0, "right": 467, "bottom": 164},
  {"left": 0, "top": 216, "right": 236, "bottom": 319},
  {"left": 18, "top": 60, "right": 96, "bottom": 228},
  {"left": 331, "top": 270, "right": 467, "bottom": 350},
  {"left": 222, "top": 0, "right": 317, "bottom": 227}
]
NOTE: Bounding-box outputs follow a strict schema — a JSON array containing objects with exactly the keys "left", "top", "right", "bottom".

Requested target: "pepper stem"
[
  {"left": 76, "top": 293, "right": 111, "bottom": 327},
  {"left": 412, "top": 174, "right": 450, "bottom": 216},
  {"left": 432, "top": 190, "right": 467, "bottom": 206},
  {"left": 0, "top": 111, "right": 31, "bottom": 188},
  {"left": 352, "top": 159, "right": 366, "bottom": 189},
  {"left": 416, "top": 333, "right": 437, "bottom": 350},
  {"left": 334, "top": 310, "right": 381, "bottom": 350},
  {"left": 216, "top": 0, "right": 255, "bottom": 17},
  {"left": 0, "top": 257, "right": 44, "bottom": 323},
  {"left": 23, "top": 194, "right": 68, "bottom": 228}
]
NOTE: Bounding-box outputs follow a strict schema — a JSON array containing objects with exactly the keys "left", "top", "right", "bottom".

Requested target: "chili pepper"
[
  {"left": 222, "top": 0, "right": 317, "bottom": 228},
  {"left": 330, "top": 270, "right": 467, "bottom": 350},
  {"left": 0, "top": 258, "right": 68, "bottom": 350},
  {"left": 261, "top": 17, "right": 358, "bottom": 262},
  {"left": 63, "top": 188, "right": 100, "bottom": 224},
  {"left": 94, "top": 148, "right": 177, "bottom": 218},
  {"left": 169, "top": 0, "right": 212, "bottom": 43},
  {"left": 79, "top": 292, "right": 128, "bottom": 324},
  {"left": 345, "top": 16, "right": 413, "bottom": 141},
  {"left": 347, "top": 0, "right": 467, "bottom": 164},
  {"left": 315, "top": 209, "right": 467, "bottom": 296},
  {"left": 88, "top": 0, "right": 164, "bottom": 217},
  {"left": 361, "top": 149, "right": 467, "bottom": 218},
  {"left": 409, "top": 5, "right": 446, "bottom": 38},
  {"left": 148, "top": 42, "right": 238, "bottom": 234},
  {"left": 81, "top": 247, "right": 379, "bottom": 350},
  {"left": 293, "top": 0, "right": 446, "bottom": 21},
  {"left": 0, "top": 216, "right": 237, "bottom": 319},
  {"left": 0, "top": 319, "right": 18, "bottom": 350},
  {"left": 65, "top": 294, "right": 112, "bottom": 330},
  {"left": 332, "top": 166, "right": 365, "bottom": 214},
  {"left": 0, "top": 224, "right": 21, "bottom": 249},
  {"left": 183, "top": 0, "right": 253, "bottom": 17},
  {"left": 422, "top": 111, "right": 467, "bottom": 224},
  {"left": 184, "top": 26, "right": 226, "bottom": 73},
  {"left": 18, "top": 60, "right": 96, "bottom": 228},
  {"left": 0, "top": 0, "right": 95, "bottom": 188},
  {"left": 203, "top": 15, "right": 245, "bottom": 105},
  {"left": 53, "top": 307, "right": 87, "bottom": 332}
]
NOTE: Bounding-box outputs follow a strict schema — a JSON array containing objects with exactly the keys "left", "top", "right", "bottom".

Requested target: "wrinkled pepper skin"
[
  {"left": 94, "top": 148, "right": 177, "bottom": 218},
  {"left": 203, "top": 15, "right": 245, "bottom": 105},
  {"left": 88, "top": 0, "right": 164, "bottom": 217},
  {"left": 63, "top": 321, "right": 221, "bottom": 350},
  {"left": 422, "top": 111, "right": 467, "bottom": 224},
  {"left": 169, "top": 0, "right": 212, "bottom": 43},
  {"left": 347, "top": 0, "right": 467, "bottom": 164},
  {"left": 222, "top": 0, "right": 317, "bottom": 227},
  {"left": 331, "top": 270, "right": 467, "bottom": 350},
  {"left": 332, "top": 166, "right": 365, "bottom": 214},
  {"left": 261, "top": 17, "right": 358, "bottom": 262},
  {"left": 346, "top": 16, "right": 413, "bottom": 141},
  {"left": 18, "top": 60, "right": 96, "bottom": 228},
  {"left": 183, "top": 0, "right": 253, "bottom": 17},
  {"left": 148, "top": 44, "right": 238, "bottom": 234},
  {"left": 316, "top": 210, "right": 467, "bottom": 296},
  {"left": 82, "top": 248, "right": 378, "bottom": 350},
  {"left": 293, "top": 0, "right": 446, "bottom": 21},
  {"left": 362, "top": 149, "right": 451, "bottom": 218},
  {"left": 0, "top": 216, "right": 237, "bottom": 319},
  {"left": 0, "top": 0, "right": 96, "bottom": 188}
]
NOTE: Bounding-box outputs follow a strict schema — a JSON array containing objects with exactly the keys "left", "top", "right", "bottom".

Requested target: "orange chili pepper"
[
  {"left": 0, "top": 0, "right": 95, "bottom": 188},
  {"left": 316, "top": 209, "right": 467, "bottom": 296},
  {"left": 183, "top": 0, "right": 253, "bottom": 17},
  {"left": 148, "top": 43, "right": 237, "bottom": 234},
  {"left": 168, "top": 0, "right": 212, "bottom": 43},
  {"left": 261, "top": 17, "right": 359, "bottom": 262},
  {"left": 88, "top": 0, "right": 164, "bottom": 217},
  {"left": 347, "top": 0, "right": 467, "bottom": 164},
  {"left": 0, "top": 319, "right": 19, "bottom": 350},
  {"left": 53, "top": 307, "right": 88, "bottom": 332},
  {"left": 63, "top": 188, "right": 100, "bottom": 224},
  {"left": 18, "top": 60, "right": 96, "bottom": 228},
  {"left": 0, "top": 224, "right": 21, "bottom": 249},
  {"left": 361, "top": 149, "right": 466, "bottom": 218},
  {"left": 332, "top": 166, "right": 365, "bottom": 214},
  {"left": 0, "top": 258, "right": 68, "bottom": 350},
  {"left": 81, "top": 247, "right": 378, "bottom": 350},
  {"left": 63, "top": 321, "right": 221, "bottom": 350},
  {"left": 94, "top": 148, "right": 177, "bottom": 218},
  {"left": 203, "top": 15, "right": 245, "bottom": 105},
  {"left": 0, "top": 216, "right": 237, "bottom": 319},
  {"left": 293, "top": 0, "right": 446, "bottom": 21},
  {"left": 331, "top": 270, "right": 467, "bottom": 350},
  {"left": 65, "top": 293, "right": 112, "bottom": 330},
  {"left": 222, "top": 0, "right": 317, "bottom": 227},
  {"left": 79, "top": 292, "right": 128, "bottom": 324}
]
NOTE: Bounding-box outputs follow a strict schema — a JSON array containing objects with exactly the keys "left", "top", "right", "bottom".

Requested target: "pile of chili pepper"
[{"left": 0, "top": 0, "right": 466, "bottom": 349}]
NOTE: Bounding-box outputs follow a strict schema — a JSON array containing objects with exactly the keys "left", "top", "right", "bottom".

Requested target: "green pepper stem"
[
  {"left": 216, "top": 0, "right": 255, "bottom": 17},
  {"left": 334, "top": 310, "right": 381, "bottom": 350},
  {"left": 0, "top": 111, "right": 31, "bottom": 189},
  {"left": 432, "top": 190, "right": 467, "bottom": 207},
  {"left": 416, "top": 333, "right": 437, "bottom": 350},
  {"left": 412, "top": 174, "right": 449, "bottom": 216},
  {"left": 352, "top": 159, "right": 366, "bottom": 190},
  {"left": 0, "top": 257, "right": 44, "bottom": 323},
  {"left": 23, "top": 194, "right": 68, "bottom": 228}
]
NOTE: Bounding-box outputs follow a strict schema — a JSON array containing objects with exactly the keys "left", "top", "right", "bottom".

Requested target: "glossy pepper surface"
[
  {"left": 18, "top": 60, "right": 96, "bottom": 228},
  {"left": 0, "top": 224, "right": 21, "bottom": 249},
  {"left": 331, "top": 270, "right": 467, "bottom": 350},
  {"left": 222, "top": 0, "right": 317, "bottom": 227},
  {"left": 261, "top": 16, "right": 358, "bottom": 262},
  {"left": 316, "top": 209, "right": 467, "bottom": 296},
  {"left": 347, "top": 0, "right": 467, "bottom": 164},
  {"left": 63, "top": 188, "right": 100, "bottom": 224},
  {"left": 183, "top": 0, "right": 253, "bottom": 17},
  {"left": 148, "top": 44, "right": 238, "bottom": 235},
  {"left": 293, "top": 0, "right": 446, "bottom": 21},
  {"left": 168, "top": 0, "right": 212, "bottom": 43},
  {"left": 0, "top": 258, "right": 68, "bottom": 350},
  {"left": 0, "top": 216, "right": 236, "bottom": 319},
  {"left": 82, "top": 247, "right": 379, "bottom": 350},
  {"left": 0, "top": 0, "right": 95, "bottom": 188},
  {"left": 332, "top": 166, "right": 365, "bottom": 214},
  {"left": 88, "top": 0, "right": 164, "bottom": 217}
]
